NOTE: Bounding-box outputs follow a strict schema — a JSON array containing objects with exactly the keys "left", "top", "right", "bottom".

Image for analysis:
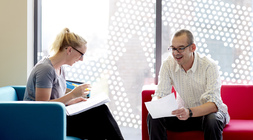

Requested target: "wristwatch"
[{"left": 188, "top": 108, "right": 193, "bottom": 117}]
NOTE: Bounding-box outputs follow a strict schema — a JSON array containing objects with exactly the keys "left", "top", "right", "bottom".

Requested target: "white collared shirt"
[{"left": 154, "top": 52, "right": 229, "bottom": 123}]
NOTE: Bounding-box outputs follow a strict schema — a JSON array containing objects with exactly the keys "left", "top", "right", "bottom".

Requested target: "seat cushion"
[
  {"left": 167, "top": 131, "right": 204, "bottom": 140},
  {"left": 163, "top": 120, "right": 253, "bottom": 140},
  {"left": 223, "top": 120, "right": 253, "bottom": 140},
  {"left": 66, "top": 136, "right": 82, "bottom": 140},
  {"left": 12, "top": 86, "right": 26, "bottom": 100}
]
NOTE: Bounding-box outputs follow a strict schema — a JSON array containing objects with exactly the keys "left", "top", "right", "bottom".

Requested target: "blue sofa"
[{"left": 0, "top": 86, "right": 81, "bottom": 140}]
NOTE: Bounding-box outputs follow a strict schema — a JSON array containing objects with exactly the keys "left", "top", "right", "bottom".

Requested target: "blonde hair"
[{"left": 49, "top": 28, "right": 87, "bottom": 55}]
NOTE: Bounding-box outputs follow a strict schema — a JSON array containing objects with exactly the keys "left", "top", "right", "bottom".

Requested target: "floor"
[{"left": 120, "top": 126, "right": 141, "bottom": 140}]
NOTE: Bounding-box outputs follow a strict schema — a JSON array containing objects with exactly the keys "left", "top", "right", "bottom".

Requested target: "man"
[{"left": 147, "top": 29, "right": 229, "bottom": 140}]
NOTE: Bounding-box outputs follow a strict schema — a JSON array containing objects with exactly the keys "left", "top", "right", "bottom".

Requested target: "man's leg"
[
  {"left": 202, "top": 112, "right": 226, "bottom": 140},
  {"left": 147, "top": 113, "right": 203, "bottom": 140},
  {"left": 147, "top": 114, "right": 168, "bottom": 140}
]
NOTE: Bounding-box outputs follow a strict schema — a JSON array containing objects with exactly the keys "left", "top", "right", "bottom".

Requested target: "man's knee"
[
  {"left": 147, "top": 113, "right": 152, "bottom": 121},
  {"left": 147, "top": 114, "right": 157, "bottom": 128},
  {"left": 203, "top": 112, "right": 226, "bottom": 140},
  {"left": 203, "top": 112, "right": 225, "bottom": 130},
  {"left": 147, "top": 114, "right": 165, "bottom": 130}
]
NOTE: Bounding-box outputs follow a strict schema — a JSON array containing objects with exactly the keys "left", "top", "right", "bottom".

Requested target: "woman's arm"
[{"left": 35, "top": 84, "right": 90, "bottom": 105}]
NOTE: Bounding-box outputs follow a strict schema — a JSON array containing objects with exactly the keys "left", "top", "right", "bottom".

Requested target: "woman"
[{"left": 23, "top": 28, "right": 124, "bottom": 140}]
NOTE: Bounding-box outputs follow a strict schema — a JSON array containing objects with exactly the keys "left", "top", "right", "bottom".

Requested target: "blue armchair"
[{"left": 0, "top": 86, "right": 81, "bottom": 140}]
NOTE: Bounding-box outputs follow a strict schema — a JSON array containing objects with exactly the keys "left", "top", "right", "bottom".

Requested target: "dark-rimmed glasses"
[
  {"left": 71, "top": 46, "right": 84, "bottom": 58},
  {"left": 168, "top": 43, "right": 192, "bottom": 53}
]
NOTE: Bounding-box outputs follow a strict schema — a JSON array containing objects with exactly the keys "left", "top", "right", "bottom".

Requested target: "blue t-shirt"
[{"left": 23, "top": 57, "right": 66, "bottom": 101}]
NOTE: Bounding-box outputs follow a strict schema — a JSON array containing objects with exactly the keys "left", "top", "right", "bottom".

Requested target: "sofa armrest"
[
  {"left": 142, "top": 89, "right": 155, "bottom": 140},
  {"left": 0, "top": 101, "right": 67, "bottom": 140},
  {"left": 0, "top": 86, "right": 18, "bottom": 101}
]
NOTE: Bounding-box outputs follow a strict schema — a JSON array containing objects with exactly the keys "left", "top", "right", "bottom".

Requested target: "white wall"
[{"left": 0, "top": 0, "right": 28, "bottom": 86}]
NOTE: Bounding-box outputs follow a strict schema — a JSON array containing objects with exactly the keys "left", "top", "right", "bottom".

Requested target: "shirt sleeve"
[
  {"left": 154, "top": 59, "right": 173, "bottom": 98},
  {"left": 35, "top": 64, "right": 55, "bottom": 88},
  {"left": 200, "top": 62, "right": 224, "bottom": 112}
]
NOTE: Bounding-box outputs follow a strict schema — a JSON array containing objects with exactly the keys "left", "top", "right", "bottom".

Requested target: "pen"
[
  {"left": 72, "top": 83, "right": 90, "bottom": 97},
  {"left": 72, "top": 83, "right": 90, "bottom": 91}
]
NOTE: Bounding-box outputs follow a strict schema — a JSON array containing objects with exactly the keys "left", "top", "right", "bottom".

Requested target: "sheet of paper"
[
  {"left": 66, "top": 94, "right": 110, "bottom": 116},
  {"left": 145, "top": 93, "right": 178, "bottom": 119}
]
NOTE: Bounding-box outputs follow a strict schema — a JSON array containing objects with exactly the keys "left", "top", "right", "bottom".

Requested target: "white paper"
[
  {"left": 145, "top": 93, "right": 178, "bottom": 119},
  {"left": 66, "top": 94, "right": 110, "bottom": 116}
]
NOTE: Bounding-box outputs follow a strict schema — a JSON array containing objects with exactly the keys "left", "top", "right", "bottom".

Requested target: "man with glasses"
[{"left": 147, "top": 29, "right": 229, "bottom": 140}]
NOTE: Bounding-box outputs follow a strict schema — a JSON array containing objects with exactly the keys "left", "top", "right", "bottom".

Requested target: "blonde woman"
[{"left": 23, "top": 28, "right": 124, "bottom": 140}]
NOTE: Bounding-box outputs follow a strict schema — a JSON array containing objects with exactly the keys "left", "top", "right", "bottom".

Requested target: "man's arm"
[
  {"left": 153, "top": 58, "right": 173, "bottom": 99},
  {"left": 151, "top": 96, "right": 161, "bottom": 101},
  {"left": 172, "top": 63, "right": 221, "bottom": 120},
  {"left": 190, "top": 102, "right": 218, "bottom": 117},
  {"left": 172, "top": 102, "right": 218, "bottom": 120}
]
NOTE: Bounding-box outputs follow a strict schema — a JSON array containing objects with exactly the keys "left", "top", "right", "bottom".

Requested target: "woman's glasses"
[{"left": 71, "top": 46, "right": 84, "bottom": 58}]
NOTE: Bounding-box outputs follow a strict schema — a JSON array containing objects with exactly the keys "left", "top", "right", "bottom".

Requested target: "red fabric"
[
  {"left": 142, "top": 90, "right": 154, "bottom": 140},
  {"left": 167, "top": 131, "right": 204, "bottom": 140},
  {"left": 223, "top": 120, "right": 253, "bottom": 140},
  {"left": 142, "top": 85, "right": 253, "bottom": 140},
  {"left": 221, "top": 85, "right": 253, "bottom": 120}
]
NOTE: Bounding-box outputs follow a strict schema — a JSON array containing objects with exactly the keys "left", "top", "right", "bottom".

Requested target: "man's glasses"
[
  {"left": 71, "top": 46, "right": 84, "bottom": 58},
  {"left": 168, "top": 43, "right": 192, "bottom": 53}
]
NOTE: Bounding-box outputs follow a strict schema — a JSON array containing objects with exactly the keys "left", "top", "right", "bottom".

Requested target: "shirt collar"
[
  {"left": 175, "top": 52, "right": 198, "bottom": 73},
  {"left": 191, "top": 52, "right": 197, "bottom": 73}
]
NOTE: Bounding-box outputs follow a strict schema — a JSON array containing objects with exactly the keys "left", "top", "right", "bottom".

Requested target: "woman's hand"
[
  {"left": 66, "top": 97, "right": 87, "bottom": 106},
  {"left": 70, "top": 84, "right": 91, "bottom": 98}
]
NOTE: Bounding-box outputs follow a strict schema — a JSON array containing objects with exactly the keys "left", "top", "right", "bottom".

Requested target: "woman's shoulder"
[
  {"left": 35, "top": 57, "right": 52, "bottom": 67},
  {"left": 34, "top": 58, "right": 55, "bottom": 74}
]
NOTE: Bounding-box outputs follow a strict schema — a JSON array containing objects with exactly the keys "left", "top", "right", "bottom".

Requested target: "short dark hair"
[{"left": 173, "top": 29, "right": 194, "bottom": 44}]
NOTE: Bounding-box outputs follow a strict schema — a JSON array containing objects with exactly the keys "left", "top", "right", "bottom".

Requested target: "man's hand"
[
  {"left": 172, "top": 107, "right": 190, "bottom": 120},
  {"left": 151, "top": 96, "right": 161, "bottom": 101}
]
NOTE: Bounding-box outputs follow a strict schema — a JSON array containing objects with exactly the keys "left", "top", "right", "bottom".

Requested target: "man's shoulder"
[
  {"left": 161, "top": 55, "right": 177, "bottom": 69},
  {"left": 197, "top": 53, "right": 218, "bottom": 66},
  {"left": 164, "top": 55, "right": 176, "bottom": 64}
]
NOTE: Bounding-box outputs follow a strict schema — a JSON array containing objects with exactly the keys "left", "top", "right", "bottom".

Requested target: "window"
[
  {"left": 36, "top": 0, "right": 253, "bottom": 138},
  {"left": 161, "top": 0, "right": 253, "bottom": 84},
  {"left": 38, "top": 0, "right": 156, "bottom": 138}
]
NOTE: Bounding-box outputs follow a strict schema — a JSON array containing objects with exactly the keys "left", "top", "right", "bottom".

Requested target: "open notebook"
[{"left": 66, "top": 94, "right": 110, "bottom": 116}]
